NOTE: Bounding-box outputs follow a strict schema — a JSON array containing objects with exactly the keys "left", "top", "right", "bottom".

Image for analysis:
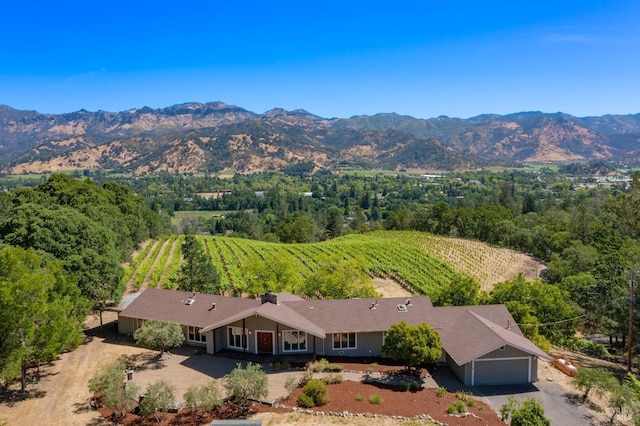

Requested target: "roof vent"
[
  {"left": 208, "top": 302, "right": 216, "bottom": 311},
  {"left": 405, "top": 298, "right": 412, "bottom": 306},
  {"left": 185, "top": 297, "right": 195, "bottom": 306},
  {"left": 369, "top": 299, "right": 379, "bottom": 310},
  {"left": 397, "top": 304, "right": 408, "bottom": 312}
]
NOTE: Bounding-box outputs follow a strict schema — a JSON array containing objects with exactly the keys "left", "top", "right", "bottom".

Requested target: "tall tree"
[
  {"left": 177, "top": 235, "right": 221, "bottom": 294},
  {"left": 382, "top": 321, "right": 442, "bottom": 370},
  {"left": 490, "top": 274, "right": 579, "bottom": 342},
  {"left": 303, "top": 252, "right": 377, "bottom": 299},
  {"left": 0, "top": 246, "right": 84, "bottom": 391}
]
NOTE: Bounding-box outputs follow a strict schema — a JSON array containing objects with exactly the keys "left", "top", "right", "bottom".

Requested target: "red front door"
[{"left": 257, "top": 332, "right": 273, "bottom": 354}]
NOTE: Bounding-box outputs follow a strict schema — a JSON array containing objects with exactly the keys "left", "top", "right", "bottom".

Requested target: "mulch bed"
[
  {"left": 96, "top": 403, "right": 257, "bottom": 426},
  {"left": 94, "top": 359, "right": 505, "bottom": 426},
  {"left": 278, "top": 381, "right": 505, "bottom": 425}
]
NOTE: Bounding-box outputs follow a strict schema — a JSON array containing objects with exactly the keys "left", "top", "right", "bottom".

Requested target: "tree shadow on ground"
[
  {"left": 564, "top": 392, "right": 604, "bottom": 413},
  {"left": 0, "top": 388, "right": 46, "bottom": 406},
  {"left": 123, "top": 352, "right": 166, "bottom": 371},
  {"left": 73, "top": 399, "right": 93, "bottom": 414}
]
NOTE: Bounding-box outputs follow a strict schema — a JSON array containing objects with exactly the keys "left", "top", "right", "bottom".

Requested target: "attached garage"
[
  {"left": 436, "top": 309, "right": 551, "bottom": 387},
  {"left": 472, "top": 357, "right": 532, "bottom": 386}
]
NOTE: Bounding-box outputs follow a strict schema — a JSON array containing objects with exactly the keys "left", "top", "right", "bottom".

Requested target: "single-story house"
[{"left": 117, "top": 288, "right": 552, "bottom": 386}]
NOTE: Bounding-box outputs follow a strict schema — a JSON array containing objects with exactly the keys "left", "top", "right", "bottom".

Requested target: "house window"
[
  {"left": 227, "top": 327, "right": 245, "bottom": 349},
  {"left": 282, "top": 330, "right": 307, "bottom": 352},
  {"left": 333, "top": 332, "right": 356, "bottom": 350},
  {"left": 187, "top": 326, "right": 206, "bottom": 343}
]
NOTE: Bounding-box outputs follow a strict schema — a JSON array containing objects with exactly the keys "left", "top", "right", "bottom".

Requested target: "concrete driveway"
[
  {"left": 430, "top": 365, "right": 607, "bottom": 425},
  {"left": 474, "top": 380, "right": 603, "bottom": 426}
]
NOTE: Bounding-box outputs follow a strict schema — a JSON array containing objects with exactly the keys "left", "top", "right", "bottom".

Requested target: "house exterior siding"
[
  {"left": 447, "top": 356, "right": 471, "bottom": 385},
  {"left": 319, "top": 331, "right": 384, "bottom": 357},
  {"left": 118, "top": 316, "right": 136, "bottom": 335},
  {"left": 478, "top": 345, "right": 531, "bottom": 359},
  {"left": 222, "top": 317, "right": 319, "bottom": 355}
]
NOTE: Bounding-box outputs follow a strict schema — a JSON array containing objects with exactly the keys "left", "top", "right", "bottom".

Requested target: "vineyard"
[{"left": 121, "top": 231, "right": 544, "bottom": 296}]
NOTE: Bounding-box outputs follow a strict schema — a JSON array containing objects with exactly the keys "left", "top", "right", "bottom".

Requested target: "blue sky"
[{"left": 1, "top": 0, "right": 639, "bottom": 119}]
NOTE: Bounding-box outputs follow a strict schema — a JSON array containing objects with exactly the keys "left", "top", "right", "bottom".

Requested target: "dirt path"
[
  {"left": 372, "top": 277, "right": 413, "bottom": 298},
  {"left": 1, "top": 313, "right": 149, "bottom": 426},
  {"left": 123, "top": 240, "right": 159, "bottom": 292},
  {"left": 157, "top": 237, "right": 180, "bottom": 289},
  {"left": 139, "top": 238, "right": 171, "bottom": 290}
]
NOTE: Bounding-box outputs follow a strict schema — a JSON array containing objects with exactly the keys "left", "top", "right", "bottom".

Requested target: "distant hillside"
[{"left": 1, "top": 102, "right": 638, "bottom": 174}]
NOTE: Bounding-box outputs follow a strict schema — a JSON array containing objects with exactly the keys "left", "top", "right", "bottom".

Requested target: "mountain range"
[{"left": 1, "top": 102, "right": 639, "bottom": 174}]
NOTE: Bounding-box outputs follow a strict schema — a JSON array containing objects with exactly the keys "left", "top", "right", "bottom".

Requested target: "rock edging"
[{"left": 271, "top": 402, "right": 445, "bottom": 425}]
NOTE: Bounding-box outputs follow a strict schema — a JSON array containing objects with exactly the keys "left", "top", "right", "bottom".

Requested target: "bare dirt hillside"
[{"left": 422, "top": 236, "right": 544, "bottom": 291}]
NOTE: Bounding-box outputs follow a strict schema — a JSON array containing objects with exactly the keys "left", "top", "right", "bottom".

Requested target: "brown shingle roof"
[
  {"left": 120, "top": 289, "right": 551, "bottom": 363},
  {"left": 284, "top": 296, "right": 433, "bottom": 333},
  {"left": 118, "top": 288, "right": 259, "bottom": 328},
  {"left": 200, "top": 302, "right": 326, "bottom": 337},
  {"left": 428, "top": 306, "right": 552, "bottom": 364}
]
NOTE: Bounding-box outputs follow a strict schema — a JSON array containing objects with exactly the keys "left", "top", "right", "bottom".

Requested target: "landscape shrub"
[
  {"left": 297, "top": 393, "right": 315, "bottom": 408},
  {"left": 284, "top": 375, "right": 299, "bottom": 394},
  {"left": 140, "top": 379, "right": 175, "bottom": 419},
  {"left": 454, "top": 400, "right": 467, "bottom": 413},
  {"left": 272, "top": 360, "right": 291, "bottom": 371},
  {"left": 436, "top": 386, "right": 447, "bottom": 397},
  {"left": 455, "top": 390, "right": 475, "bottom": 405},
  {"left": 355, "top": 394, "right": 365, "bottom": 401},
  {"left": 297, "top": 379, "right": 329, "bottom": 408},
  {"left": 321, "top": 374, "right": 343, "bottom": 384},
  {"left": 509, "top": 397, "right": 551, "bottom": 426},
  {"left": 224, "top": 362, "right": 268, "bottom": 406},
  {"left": 369, "top": 394, "right": 383, "bottom": 404},
  {"left": 183, "top": 381, "right": 221, "bottom": 412},
  {"left": 88, "top": 358, "right": 139, "bottom": 416},
  {"left": 309, "top": 358, "right": 343, "bottom": 373}
]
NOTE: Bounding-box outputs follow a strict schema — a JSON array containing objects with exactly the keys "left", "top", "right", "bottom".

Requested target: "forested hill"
[
  {"left": 0, "top": 173, "right": 170, "bottom": 308},
  {"left": 2, "top": 103, "right": 640, "bottom": 174}
]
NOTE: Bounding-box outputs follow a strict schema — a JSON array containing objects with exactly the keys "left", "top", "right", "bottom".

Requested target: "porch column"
[
  {"left": 471, "top": 359, "right": 475, "bottom": 386},
  {"left": 242, "top": 318, "right": 246, "bottom": 353},
  {"left": 276, "top": 324, "right": 280, "bottom": 356},
  {"left": 313, "top": 336, "right": 316, "bottom": 360}
]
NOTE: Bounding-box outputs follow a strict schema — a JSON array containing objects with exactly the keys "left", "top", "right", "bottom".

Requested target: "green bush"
[
  {"left": 369, "top": 395, "right": 383, "bottom": 404},
  {"left": 89, "top": 358, "right": 139, "bottom": 416},
  {"left": 297, "top": 379, "right": 329, "bottom": 408},
  {"left": 436, "top": 386, "right": 447, "bottom": 397},
  {"left": 447, "top": 405, "right": 457, "bottom": 414},
  {"left": 183, "top": 381, "right": 221, "bottom": 412},
  {"left": 297, "top": 393, "right": 315, "bottom": 408},
  {"left": 272, "top": 360, "right": 291, "bottom": 371},
  {"left": 455, "top": 401, "right": 467, "bottom": 413},
  {"left": 355, "top": 394, "right": 365, "bottom": 401},
  {"left": 455, "top": 390, "right": 475, "bottom": 405},
  {"left": 309, "top": 358, "right": 343, "bottom": 372},
  {"left": 223, "top": 362, "right": 268, "bottom": 406},
  {"left": 321, "top": 374, "right": 343, "bottom": 384},
  {"left": 140, "top": 380, "right": 175, "bottom": 418},
  {"left": 510, "top": 398, "right": 550, "bottom": 426}
]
